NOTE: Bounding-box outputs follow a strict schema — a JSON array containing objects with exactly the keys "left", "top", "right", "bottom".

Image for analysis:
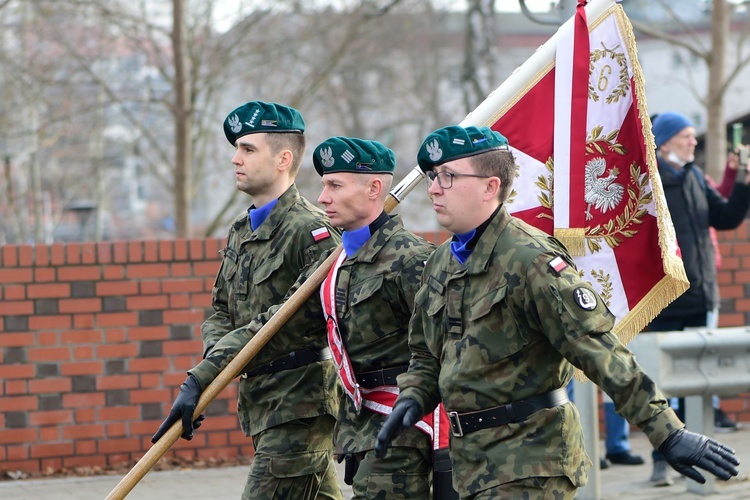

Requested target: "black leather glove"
[
  {"left": 375, "top": 398, "right": 423, "bottom": 458},
  {"left": 658, "top": 428, "right": 740, "bottom": 483},
  {"left": 151, "top": 375, "right": 205, "bottom": 443}
]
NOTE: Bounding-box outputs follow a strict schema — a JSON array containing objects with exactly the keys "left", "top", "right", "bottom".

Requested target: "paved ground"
[{"left": 1, "top": 428, "right": 748, "bottom": 499}]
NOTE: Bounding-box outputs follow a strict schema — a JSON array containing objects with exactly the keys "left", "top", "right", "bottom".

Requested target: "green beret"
[
  {"left": 224, "top": 101, "right": 305, "bottom": 145},
  {"left": 313, "top": 137, "right": 395, "bottom": 176},
  {"left": 417, "top": 125, "right": 509, "bottom": 172}
]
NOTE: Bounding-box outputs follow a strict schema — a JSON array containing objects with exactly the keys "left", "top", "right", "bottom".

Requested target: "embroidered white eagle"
[{"left": 584, "top": 157, "right": 624, "bottom": 221}]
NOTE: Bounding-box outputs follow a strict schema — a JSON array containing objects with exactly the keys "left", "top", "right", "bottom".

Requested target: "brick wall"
[{"left": 0, "top": 228, "right": 748, "bottom": 474}]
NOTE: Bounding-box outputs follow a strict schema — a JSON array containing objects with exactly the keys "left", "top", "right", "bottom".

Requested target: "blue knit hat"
[{"left": 652, "top": 112, "right": 693, "bottom": 148}]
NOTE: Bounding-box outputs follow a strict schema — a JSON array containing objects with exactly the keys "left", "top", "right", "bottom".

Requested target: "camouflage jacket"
[
  {"left": 189, "top": 185, "right": 342, "bottom": 436},
  {"left": 397, "top": 206, "right": 683, "bottom": 497},
  {"left": 332, "top": 216, "right": 434, "bottom": 455}
]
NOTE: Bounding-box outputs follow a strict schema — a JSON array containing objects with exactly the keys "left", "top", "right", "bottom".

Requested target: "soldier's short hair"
[
  {"left": 265, "top": 132, "right": 307, "bottom": 176},
  {"left": 471, "top": 149, "right": 517, "bottom": 203}
]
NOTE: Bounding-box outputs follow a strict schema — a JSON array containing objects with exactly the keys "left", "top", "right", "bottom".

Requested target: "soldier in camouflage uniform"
[
  {"left": 152, "top": 101, "right": 343, "bottom": 499},
  {"left": 312, "top": 137, "right": 456, "bottom": 499},
  {"left": 375, "top": 125, "right": 740, "bottom": 499}
]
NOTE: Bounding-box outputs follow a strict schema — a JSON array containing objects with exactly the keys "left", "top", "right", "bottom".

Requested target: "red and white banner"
[{"left": 460, "top": 0, "right": 688, "bottom": 344}]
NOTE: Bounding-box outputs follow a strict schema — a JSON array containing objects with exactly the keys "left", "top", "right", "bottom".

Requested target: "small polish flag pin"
[
  {"left": 311, "top": 227, "right": 331, "bottom": 242},
  {"left": 548, "top": 256, "right": 568, "bottom": 274}
]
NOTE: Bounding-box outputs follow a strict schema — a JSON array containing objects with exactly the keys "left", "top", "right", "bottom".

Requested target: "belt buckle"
[{"left": 448, "top": 411, "right": 463, "bottom": 437}]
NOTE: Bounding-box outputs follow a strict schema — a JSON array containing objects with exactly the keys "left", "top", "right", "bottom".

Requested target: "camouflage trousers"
[
  {"left": 350, "top": 446, "right": 431, "bottom": 500},
  {"left": 466, "top": 476, "right": 576, "bottom": 500},
  {"left": 242, "top": 415, "right": 342, "bottom": 500}
]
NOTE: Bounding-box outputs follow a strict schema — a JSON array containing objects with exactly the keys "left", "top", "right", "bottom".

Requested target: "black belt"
[
  {"left": 356, "top": 365, "right": 408, "bottom": 389},
  {"left": 448, "top": 388, "right": 569, "bottom": 437},
  {"left": 241, "top": 348, "right": 332, "bottom": 378}
]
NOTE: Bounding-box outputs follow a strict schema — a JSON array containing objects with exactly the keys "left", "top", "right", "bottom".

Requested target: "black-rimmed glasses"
[{"left": 425, "top": 170, "right": 490, "bottom": 189}]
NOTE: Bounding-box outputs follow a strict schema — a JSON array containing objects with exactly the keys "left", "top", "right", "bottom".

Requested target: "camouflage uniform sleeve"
[
  {"left": 188, "top": 239, "right": 339, "bottom": 390},
  {"left": 525, "top": 251, "right": 684, "bottom": 448},
  {"left": 200, "top": 230, "right": 237, "bottom": 357},
  {"left": 395, "top": 259, "right": 442, "bottom": 414}
]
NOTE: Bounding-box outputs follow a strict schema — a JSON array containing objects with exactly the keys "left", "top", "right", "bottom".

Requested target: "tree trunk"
[
  {"left": 172, "top": 0, "right": 192, "bottom": 238},
  {"left": 705, "top": 0, "right": 728, "bottom": 180}
]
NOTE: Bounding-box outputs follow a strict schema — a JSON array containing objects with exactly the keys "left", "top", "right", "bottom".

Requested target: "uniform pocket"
[
  {"left": 252, "top": 252, "right": 284, "bottom": 285},
  {"left": 349, "top": 275, "right": 399, "bottom": 343},
  {"left": 466, "top": 283, "right": 527, "bottom": 362},
  {"left": 269, "top": 450, "right": 330, "bottom": 478},
  {"left": 415, "top": 283, "right": 446, "bottom": 318}
]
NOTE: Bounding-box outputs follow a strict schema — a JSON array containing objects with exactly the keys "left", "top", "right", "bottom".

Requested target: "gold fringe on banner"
[{"left": 554, "top": 227, "right": 586, "bottom": 256}]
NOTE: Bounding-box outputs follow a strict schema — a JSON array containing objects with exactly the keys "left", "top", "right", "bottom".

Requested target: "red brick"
[
  {"left": 75, "top": 408, "right": 96, "bottom": 423},
  {"left": 130, "top": 389, "right": 171, "bottom": 404},
  {"left": 7, "top": 444, "right": 29, "bottom": 460},
  {"left": 64, "top": 455, "right": 106, "bottom": 468},
  {"left": 144, "top": 240, "right": 159, "bottom": 262},
  {"left": 29, "top": 378, "right": 73, "bottom": 394},
  {"left": 163, "top": 310, "right": 205, "bottom": 324},
  {"left": 27, "top": 346, "right": 71, "bottom": 362},
  {"left": 34, "top": 267, "right": 56, "bottom": 282},
  {"left": 719, "top": 313, "right": 744, "bottom": 327},
  {"left": 18, "top": 245, "right": 33, "bottom": 266},
  {"left": 6, "top": 379, "right": 27, "bottom": 395},
  {"left": 721, "top": 256, "right": 740, "bottom": 271},
  {"left": 105, "top": 329, "right": 127, "bottom": 342},
  {"left": 189, "top": 239, "right": 204, "bottom": 260},
  {"left": 174, "top": 355, "right": 202, "bottom": 371},
  {"left": 1, "top": 459, "right": 40, "bottom": 473},
  {"left": 30, "top": 442, "right": 74, "bottom": 458},
  {"left": 63, "top": 392, "right": 106, "bottom": 409},
  {"left": 732, "top": 242, "right": 750, "bottom": 255},
  {"left": 38, "top": 332, "right": 59, "bottom": 345},
  {"left": 108, "top": 453, "right": 135, "bottom": 467},
  {"left": 81, "top": 242, "right": 97, "bottom": 264},
  {"left": 97, "top": 343, "right": 138, "bottom": 359},
  {"left": 29, "top": 409, "right": 74, "bottom": 426},
  {"left": 127, "top": 326, "right": 170, "bottom": 341},
  {"left": 163, "top": 278, "right": 204, "bottom": 293},
  {"left": 0, "top": 300, "right": 33, "bottom": 315},
  {"left": 0, "top": 268, "right": 33, "bottom": 284},
  {"left": 191, "top": 293, "right": 212, "bottom": 307},
  {"left": 170, "top": 262, "right": 192, "bottom": 277},
  {"left": 103, "top": 265, "right": 125, "bottom": 280},
  {"left": 0, "top": 332, "right": 35, "bottom": 347},
  {"left": 129, "top": 357, "right": 170, "bottom": 373},
  {"left": 98, "top": 437, "right": 140, "bottom": 454},
  {"left": 29, "top": 315, "right": 72, "bottom": 330},
  {"left": 58, "top": 266, "right": 101, "bottom": 281},
  {"left": 2, "top": 245, "right": 17, "bottom": 266},
  {"left": 97, "top": 241, "right": 113, "bottom": 264},
  {"left": 0, "top": 428, "right": 39, "bottom": 444},
  {"left": 719, "top": 285, "right": 744, "bottom": 299},
  {"left": 113, "top": 241, "right": 128, "bottom": 264},
  {"left": 97, "top": 374, "right": 139, "bottom": 390},
  {"left": 734, "top": 298, "right": 750, "bottom": 312},
  {"left": 58, "top": 298, "right": 102, "bottom": 313},
  {"left": 96, "top": 312, "right": 139, "bottom": 327},
  {"left": 0, "top": 364, "right": 35, "bottom": 379},
  {"left": 105, "top": 422, "right": 126, "bottom": 437},
  {"left": 163, "top": 340, "right": 203, "bottom": 355},
  {"left": 205, "top": 238, "right": 224, "bottom": 258},
  {"left": 159, "top": 240, "right": 174, "bottom": 261},
  {"left": 60, "top": 361, "right": 103, "bottom": 376},
  {"left": 74, "top": 346, "right": 94, "bottom": 359},
  {"left": 27, "top": 283, "right": 71, "bottom": 299},
  {"left": 61, "top": 424, "right": 105, "bottom": 440},
  {"left": 73, "top": 314, "right": 95, "bottom": 328},
  {"left": 35, "top": 245, "right": 50, "bottom": 266},
  {"left": 76, "top": 440, "right": 97, "bottom": 455},
  {"left": 128, "top": 263, "right": 170, "bottom": 279},
  {"left": 174, "top": 239, "right": 189, "bottom": 260},
  {"left": 139, "top": 373, "right": 162, "bottom": 388},
  {"left": 194, "top": 261, "right": 220, "bottom": 277},
  {"left": 61, "top": 329, "right": 102, "bottom": 344},
  {"left": 128, "top": 241, "right": 143, "bottom": 262},
  {"left": 66, "top": 243, "right": 81, "bottom": 264},
  {"left": 139, "top": 281, "right": 161, "bottom": 295},
  {"left": 2, "top": 284, "right": 26, "bottom": 300},
  {"left": 100, "top": 406, "right": 139, "bottom": 422},
  {"left": 170, "top": 295, "right": 191, "bottom": 308},
  {"left": 50, "top": 243, "right": 66, "bottom": 265},
  {"left": 127, "top": 295, "right": 168, "bottom": 310},
  {"left": 97, "top": 280, "right": 139, "bottom": 296},
  {"left": 40, "top": 457, "right": 62, "bottom": 470},
  {"left": 0, "top": 396, "right": 39, "bottom": 412}
]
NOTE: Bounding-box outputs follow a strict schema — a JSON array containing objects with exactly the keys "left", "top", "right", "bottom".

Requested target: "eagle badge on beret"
[
  {"left": 426, "top": 139, "right": 443, "bottom": 162},
  {"left": 320, "top": 147, "right": 335, "bottom": 168}
]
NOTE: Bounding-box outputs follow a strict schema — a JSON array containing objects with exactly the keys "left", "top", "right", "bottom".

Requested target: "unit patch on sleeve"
[
  {"left": 548, "top": 256, "right": 569, "bottom": 275},
  {"left": 311, "top": 227, "right": 331, "bottom": 242},
  {"left": 573, "top": 287, "right": 597, "bottom": 310}
]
